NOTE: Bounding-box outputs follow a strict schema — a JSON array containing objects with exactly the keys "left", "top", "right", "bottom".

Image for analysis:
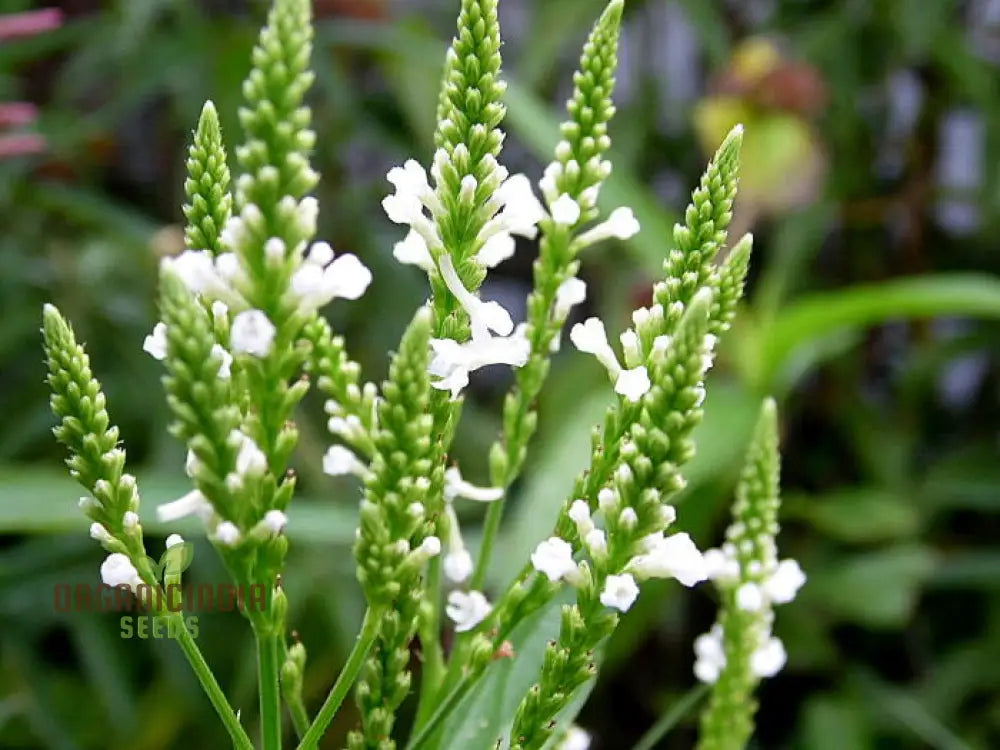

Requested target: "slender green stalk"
[
  {"left": 299, "top": 607, "right": 384, "bottom": 749},
  {"left": 414, "top": 557, "right": 446, "bottom": 728},
  {"left": 406, "top": 677, "right": 471, "bottom": 750},
  {"left": 633, "top": 684, "right": 710, "bottom": 750},
  {"left": 173, "top": 616, "right": 254, "bottom": 750},
  {"left": 257, "top": 633, "right": 283, "bottom": 750},
  {"left": 287, "top": 692, "right": 309, "bottom": 740}
]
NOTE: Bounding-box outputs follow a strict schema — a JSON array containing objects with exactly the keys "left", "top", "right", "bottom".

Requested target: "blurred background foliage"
[{"left": 2, "top": 0, "right": 1000, "bottom": 747}]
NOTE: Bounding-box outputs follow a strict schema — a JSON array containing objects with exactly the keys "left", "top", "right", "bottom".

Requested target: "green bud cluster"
[{"left": 184, "top": 101, "right": 232, "bottom": 255}]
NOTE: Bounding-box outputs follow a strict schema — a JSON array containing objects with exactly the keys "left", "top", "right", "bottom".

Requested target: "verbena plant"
[{"left": 40, "top": 1, "right": 804, "bottom": 748}]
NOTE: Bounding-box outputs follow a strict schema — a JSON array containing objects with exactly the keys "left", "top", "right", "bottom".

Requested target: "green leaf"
[
  {"left": 430, "top": 598, "right": 564, "bottom": 750},
  {"left": 784, "top": 489, "right": 922, "bottom": 544},
  {"left": 751, "top": 273, "right": 1000, "bottom": 391},
  {"left": 0, "top": 466, "right": 357, "bottom": 544},
  {"left": 806, "top": 545, "right": 937, "bottom": 628}
]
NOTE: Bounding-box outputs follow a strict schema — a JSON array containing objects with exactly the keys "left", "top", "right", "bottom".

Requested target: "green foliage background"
[{"left": 2, "top": 0, "right": 999, "bottom": 748}]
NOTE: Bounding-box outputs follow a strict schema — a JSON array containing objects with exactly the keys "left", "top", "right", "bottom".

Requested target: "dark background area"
[{"left": 1, "top": 0, "right": 999, "bottom": 747}]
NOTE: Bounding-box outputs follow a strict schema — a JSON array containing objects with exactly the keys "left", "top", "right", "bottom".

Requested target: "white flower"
[
  {"left": 437, "top": 255, "right": 513, "bottom": 339},
  {"left": 156, "top": 489, "right": 213, "bottom": 523},
  {"left": 553, "top": 277, "right": 586, "bottom": 320},
  {"left": 428, "top": 331, "right": 530, "bottom": 400},
  {"left": 693, "top": 625, "right": 726, "bottom": 683},
  {"left": 233, "top": 431, "right": 267, "bottom": 477},
  {"left": 100, "top": 553, "right": 142, "bottom": 589},
  {"left": 600, "top": 573, "right": 639, "bottom": 612},
  {"left": 614, "top": 366, "right": 651, "bottom": 402},
  {"left": 764, "top": 559, "right": 806, "bottom": 604},
  {"left": 751, "top": 636, "right": 787, "bottom": 678},
  {"left": 165, "top": 534, "right": 184, "bottom": 549},
  {"left": 550, "top": 194, "right": 582, "bottom": 225},
  {"left": 481, "top": 173, "right": 546, "bottom": 240},
  {"left": 265, "top": 237, "right": 286, "bottom": 264},
  {"left": 444, "top": 549, "right": 474, "bottom": 583},
  {"left": 531, "top": 537, "right": 583, "bottom": 585},
  {"left": 569, "top": 317, "right": 621, "bottom": 376},
  {"left": 619, "top": 507, "right": 639, "bottom": 530},
  {"left": 577, "top": 207, "right": 640, "bottom": 247},
  {"left": 703, "top": 548, "right": 740, "bottom": 582},
  {"left": 89, "top": 522, "right": 114, "bottom": 544},
  {"left": 628, "top": 532, "right": 708, "bottom": 587},
  {"left": 78, "top": 496, "right": 99, "bottom": 513},
  {"left": 444, "top": 466, "right": 504, "bottom": 503},
  {"left": 305, "top": 241, "right": 335, "bottom": 266},
  {"left": 568, "top": 499, "right": 594, "bottom": 536},
  {"left": 445, "top": 590, "right": 492, "bottom": 633},
  {"left": 382, "top": 161, "right": 441, "bottom": 247},
  {"left": 143, "top": 322, "right": 168, "bottom": 360},
  {"left": 162, "top": 250, "right": 229, "bottom": 298},
  {"left": 290, "top": 247, "right": 372, "bottom": 310},
  {"left": 122, "top": 511, "right": 139, "bottom": 531},
  {"left": 475, "top": 231, "right": 516, "bottom": 268},
  {"left": 557, "top": 727, "right": 591, "bottom": 750},
  {"left": 215, "top": 521, "right": 241, "bottom": 546},
  {"left": 597, "top": 487, "right": 617, "bottom": 513},
  {"left": 584, "top": 528, "right": 608, "bottom": 557},
  {"left": 263, "top": 510, "right": 288, "bottom": 534},
  {"left": 736, "top": 582, "right": 764, "bottom": 612},
  {"left": 211, "top": 344, "right": 233, "bottom": 379},
  {"left": 230, "top": 310, "right": 276, "bottom": 357},
  {"left": 323, "top": 445, "right": 368, "bottom": 477},
  {"left": 393, "top": 230, "right": 435, "bottom": 271}
]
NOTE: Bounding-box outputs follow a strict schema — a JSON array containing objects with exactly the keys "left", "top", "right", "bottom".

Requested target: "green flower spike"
[
  {"left": 696, "top": 398, "right": 806, "bottom": 750},
  {"left": 184, "top": 100, "right": 232, "bottom": 255}
]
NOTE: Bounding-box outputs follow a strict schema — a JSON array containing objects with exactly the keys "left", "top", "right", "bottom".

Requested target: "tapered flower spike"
[
  {"left": 709, "top": 232, "right": 753, "bottom": 337},
  {"left": 183, "top": 101, "right": 232, "bottom": 255},
  {"left": 696, "top": 398, "right": 804, "bottom": 750},
  {"left": 655, "top": 123, "right": 743, "bottom": 331}
]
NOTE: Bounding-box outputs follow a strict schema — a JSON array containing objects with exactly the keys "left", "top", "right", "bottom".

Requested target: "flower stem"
[
  {"left": 405, "top": 676, "right": 471, "bottom": 750},
  {"left": 414, "top": 557, "right": 446, "bottom": 729},
  {"left": 470, "top": 500, "right": 504, "bottom": 590},
  {"left": 634, "top": 683, "right": 709, "bottom": 750},
  {"left": 172, "top": 615, "right": 254, "bottom": 750},
  {"left": 297, "top": 606, "right": 383, "bottom": 749},
  {"left": 257, "top": 632, "right": 283, "bottom": 750}
]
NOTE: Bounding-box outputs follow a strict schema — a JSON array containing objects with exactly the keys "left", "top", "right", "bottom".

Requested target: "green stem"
[
  {"left": 470, "top": 500, "right": 504, "bottom": 590},
  {"left": 413, "top": 558, "right": 446, "bottom": 730},
  {"left": 405, "top": 676, "right": 471, "bottom": 750},
  {"left": 257, "top": 633, "right": 282, "bottom": 750},
  {"left": 172, "top": 616, "right": 254, "bottom": 750},
  {"left": 633, "top": 683, "right": 709, "bottom": 750},
  {"left": 297, "top": 607, "right": 383, "bottom": 749}
]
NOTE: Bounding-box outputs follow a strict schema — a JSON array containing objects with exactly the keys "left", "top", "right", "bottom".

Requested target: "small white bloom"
[
  {"left": 263, "top": 510, "right": 288, "bottom": 534},
  {"left": 597, "top": 487, "right": 617, "bottom": 513},
  {"left": 445, "top": 590, "right": 492, "bottom": 633},
  {"left": 444, "top": 549, "right": 474, "bottom": 583},
  {"left": 122, "top": 511, "right": 139, "bottom": 531},
  {"left": 100, "top": 553, "right": 142, "bottom": 589},
  {"left": 736, "top": 582, "right": 765, "bottom": 612},
  {"left": 437, "top": 255, "right": 514, "bottom": 339},
  {"left": 531, "top": 537, "right": 578, "bottom": 583},
  {"left": 143, "top": 322, "right": 168, "bottom": 361},
  {"left": 323, "top": 445, "right": 368, "bottom": 477},
  {"left": 577, "top": 207, "right": 641, "bottom": 247},
  {"left": 618, "top": 507, "right": 638, "bottom": 530},
  {"left": 475, "top": 231, "right": 516, "bottom": 268},
  {"left": 568, "top": 499, "right": 594, "bottom": 536},
  {"left": 703, "top": 548, "right": 740, "bottom": 582},
  {"left": 558, "top": 727, "right": 591, "bottom": 750},
  {"left": 553, "top": 277, "right": 587, "bottom": 320},
  {"left": 751, "top": 636, "right": 787, "bottom": 678},
  {"left": 614, "top": 366, "right": 651, "bottom": 402},
  {"left": 584, "top": 528, "right": 607, "bottom": 557},
  {"left": 569, "top": 317, "right": 621, "bottom": 376},
  {"left": 211, "top": 344, "right": 233, "bottom": 379},
  {"left": 291, "top": 251, "right": 372, "bottom": 310},
  {"left": 165, "top": 533, "right": 184, "bottom": 549},
  {"left": 693, "top": 625, "right": 726, "bottom": 684},
  {"left": 428, "top": 331, "right": 530, "bottom": 400},
  {"left": 764, "top": 559, "right": 806, "bottom": 604},
  {"left": 550, "top": 194, "right": 582, "bottom": 225},
  {"left": 486, "top": 173, "right": 546, "bottom": 239},
  {"left": 265, "top": 237, "right": 286, "bottom": 264},
  {"left": 628, "top": 532, "right": 707, "bottom": 587},
  {"left": 230, "top": 310, "right": 276, "bottom": 357},
  {"left": 162, "top": 250, "right": 229, "bottom": 298},
  {"left": 600, "top": 573, "right": 640, "bottom": 612},
  {"left": 90, "top": 522, "right": 114, "bottom": 544},
  {"left": 215, "top": 521, "right": 241, "bottom": 546},
  {"left": 415, "top": 535, "right": 442, "bottom": 561},
  {"left": 156, "top": 489, "right": 213, "bottom": 523},
  {"left": 444, "top": 466, "right": 504, "bottom": 503},
  {"left": 233, "top": 431, "right": 267, "bottom": 477},
  {"left": 306, "top": 241, "right": 335, "bottom": 266},
  {"left": 408, "top": 502, "right": 425, "bottom": 518},
  {"left": 393, "top": 230, "right": 435, "bottom": 271}
]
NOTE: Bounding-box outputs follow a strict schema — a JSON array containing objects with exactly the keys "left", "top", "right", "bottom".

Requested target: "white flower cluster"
[
  {"left": 693, "top": 547, "right": 806, "bottom": 684},
  {"left": 144, "top": 197, "right": 372, "bottom": 364},
  {"left": 529, "top": 491, "right": 707, "bottom": 614}
]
